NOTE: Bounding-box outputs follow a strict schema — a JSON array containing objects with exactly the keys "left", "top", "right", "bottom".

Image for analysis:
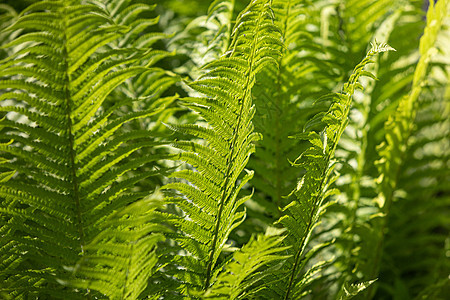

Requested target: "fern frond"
[
  {"left": 1, "top": 0, "right": 447, "bottom": 298},
  {"left": 371, "top": 0, "right": 448, "bottom": 286},
  {"left": 162, "top": 0, "right": 283, "bottom": 292},
  {"left": 0, "top": 0, "right": 169, "bottom": 297},
  {"left": 338, "top": 279, "right": 377, "bottom": 300},
  {"left": 0, "top": 139, "right": 15, "bottom": 299},
  {"left": 342, "top": 0, "right": 394, "bottom": 54},
  {"left": 241, "top": 0, "right": 347, "bottom": 246},
  {"left": 273, "top": 42, "right": 394, "bottom": 299},
  {"left": 322, "top": 8, "right": 404, "bottom": 294},
  {"left": 202, "top": 228, "right": 290, "bottom": 300},
  {"left": 320, "top": 0, "right": 398, "bottom": 72},
  {"left": 0, "top": 4, "right": 18, "bottom": 61},
  {"left": 372, "top": 86, "right": 450, "bottom": 300},
  {"left": 248, "top": 0, "right": 313, "bottom": 214},
  {"left": 365, "top": 2, "right": 449, "bottom": 297},
  {"left": 169, "top": 0, "right": 234, "bottom": 80},
  {"left": 376, "top": 0, "right": 447, "bottom": 185},
  {"left": 65, "top": 194, "right": 165, "bottom": 300},
  {"left": 102, "top": 0, "right": 179, "bottom": 136}
]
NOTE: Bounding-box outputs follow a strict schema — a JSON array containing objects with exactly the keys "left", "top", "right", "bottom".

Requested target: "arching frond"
[
  {"left": 270, "top": 42, "right": 394, "bottom": 300},
  {"left": 244, "top": 0, "right": 341, "bottom": 241},
  {"left": 325, "top": 7, "right": 404, "bottom": 294},
  {"left": 367, "top": 0, "right": 448, "bottom": 297},
  {"left": 0, "top": 0, "right": 170, "bottom": 298},
  {"left": 162, "top": 0, "right": 283, "bottom": 293},
  {"left": 377, "top": 93, "right": 450, "bottom": 299},
  {"left": 0, "top": 0, "right": 447, "bottom": 299},
  {"left": 376, "top": 0, "right": 448, "bottom": 202}
]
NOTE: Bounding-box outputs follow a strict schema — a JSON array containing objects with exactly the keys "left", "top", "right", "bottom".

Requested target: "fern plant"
[
  {"left": 162, "top": 0, "right": 283, "bottom": 293},
  {"left": 369, "top": 0, "right": 449, "bottom": 297},
  {"left": 0, "top": 0, "right": 172, "bottom": 297},
  {"left": 266, "top": 42, "right": 395, "bottom": 300},
  {"left": 1, "top": 0, "right": 449, "bottom": 299}
]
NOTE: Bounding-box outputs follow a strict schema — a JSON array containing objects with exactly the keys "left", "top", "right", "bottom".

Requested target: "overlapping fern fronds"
[
  {"left": 327, "top": 9, "right": 404, "bottom": 293},
  {"left": 95, "top": 0, "right": 179, "bottom": 141},
  {"left": 202, "top": 228, "right": 289, "bottom": 299},
  {"left": 376, "top": 9, "right": 450, "bottom": 296},
  {"left": 0, "top": 4, "right": 17, "bottom": 60},
  {"left": 376, "top": 0, "right": 448, "bottom": 205},
  {"left": 367, "top": 0, "right": 449, "bottom": 297},
  {"left": 308, "top": 1, "right": 449, "bottom": 297},
  {"left": 0, "top": 0, "right": 169, "bottom": 297},
  {"left": 244, "top": 0, "right": 340, "bottom": 240},
  {"left": 169, "top": 0, "right": 234, "bottom": 79},
  {"left": 377, "top": 93, "right": 450, "bottom": 299},
  {"left": 162, "top": 0, "right": 283, "bottom": 292},
  {"left": 1, "top": 0, "right": 448, "bottom": 299},
  {"left": 105, "top": 0, "right": 179, "bottom": 105},
  {"left": 267, "top": 42, "right": 394, "bottom": 300},
  {"left": 319, "top": 0, "right": 396, "bottom": 73},
  {"left": 66, "top": 195, "right": 166, "bottom": 300}
]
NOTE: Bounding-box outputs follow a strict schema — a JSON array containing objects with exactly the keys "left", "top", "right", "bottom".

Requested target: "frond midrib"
[
  {"left": 60, "top": 3, "right": 85, "bottom": 253},
  {"left": 203, "top": 5, "right": 266, "bottom": 290}
]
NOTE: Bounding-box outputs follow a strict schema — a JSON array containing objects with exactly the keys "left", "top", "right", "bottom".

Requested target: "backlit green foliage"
[{"left": 1, "top": 0, "right": 448, "bottom": 299}]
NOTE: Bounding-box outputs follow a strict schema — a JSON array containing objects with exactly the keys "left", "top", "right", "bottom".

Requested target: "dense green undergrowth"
[{"left": 0, "top": 0, "right": 449, "bottom": 299}]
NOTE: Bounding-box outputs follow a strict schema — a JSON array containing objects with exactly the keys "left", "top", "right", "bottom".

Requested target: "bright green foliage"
[
  {"left": 162, "top": 0, "right": 283, "bottom": 292},
  {"left": 338, "top": 279, "right": 377, "bottom": 300},
  {"left": 376, "top": 0, "right": 448, "bottom": 211},
  {"left": 202, "top": 227, "right": 289, "bottom": 299},
  {"left": 0, "top": 0, "right": 171, "bottom": 298},
  {"left": 1, "top": 0, "right": 449, "bottom": 299},
  {"left": 377, "top": 93, "right": 450, "bottom": 299},
  {"left": 329, "top": 0, "right": 395, "bottom": 68},
  {"left": 66, "top": 196, "right": 165, "bottom": 300},
  {"left": 271, "top": 42, "right": 394, "bottom": 300},
  {"left": 247, "top": 0, "right": 333, "bottom": 229},
  {"left": 169, "top": 0, "right": 234, "bottom": 78},
  {"left": 0, "top": 4, "right": 17, "bottom": 60},
  {"left": 369, "top": 0, "right": 449, "bottom": 297},
  {"left": 324, "top": 1, "right": 449, "bottom": 298}
]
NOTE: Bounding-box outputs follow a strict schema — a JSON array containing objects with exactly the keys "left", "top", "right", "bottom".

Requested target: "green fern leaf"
[
  {"left": 244, "top": 0, "right": 343, "bottom": 243},
  {"left": 275, "top": 42, "right": 394, "bottom": 299},
  {"left": 0, "top": 0, "right": 170, "bottom": 297},
  {"left": 162, "top": 0, "right": 283, "bottom": 292},
  {"left": 63, "top": 195, "right": 165, "bottom": 300},
  {"left": 169, "top": 0, "right": 234, "bottom": 79},
  {"left": 366, "top": 0, "right": 448, "bottom": 296},
  {"left": 338, "top": 279, "right": 377, "bottom": 300},
  {"left": 376, "top": 0, "right": 448, "bottom": 208},
  {"left": 202, "top": 227, "right": 290, "bottom": 300}
]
